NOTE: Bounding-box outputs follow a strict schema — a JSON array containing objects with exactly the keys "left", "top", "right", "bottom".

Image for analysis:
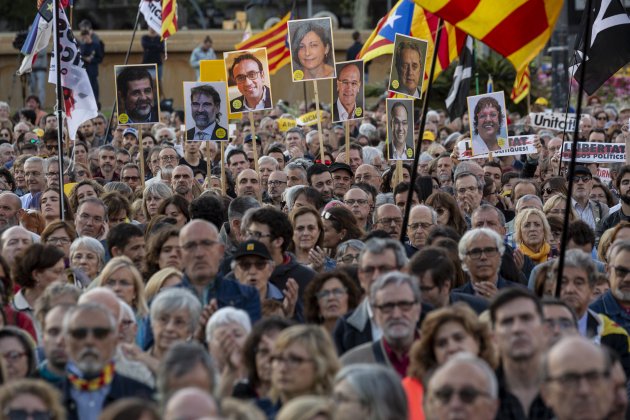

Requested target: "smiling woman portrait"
[{"left": 290, "top": 19, "right": 335, "bottom": 81}]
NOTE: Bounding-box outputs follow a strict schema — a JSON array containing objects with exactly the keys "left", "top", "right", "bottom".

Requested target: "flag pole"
[
  {"left": 554, "top": 0, "right": 593, "bottom": 298},
  {"left": 400, "top": 18, "right": 444, "bottom": 243},
  {"left": 53, "top": 0, "right": 66, "bottom": 221},
  {"left": 103, "top": 4, "right": 143, "bottom": 142}
]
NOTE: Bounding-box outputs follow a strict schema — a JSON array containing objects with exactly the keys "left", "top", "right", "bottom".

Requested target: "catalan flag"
[
  {"left": 357, "top": 0, "right": 466, "bottom": 91},
  {"left": 235, "top": 12, "right": 292, "bottom": 75},
  {"left": 510, "top": 65, "right": 530, "bottom": 104},
  {"left": 412, "top": 0, "right": 562, "bottom": 74},
  {"left": 161, "top": 0, "right": 177, "bottom": 39}
]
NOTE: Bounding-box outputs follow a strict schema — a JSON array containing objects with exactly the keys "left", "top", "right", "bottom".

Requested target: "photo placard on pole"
[
  {"left": 388, "top": 34, "right": 428, "bottom": 99},
  {"left": 386, "top": 98, "right": 415, "bottom": 161},
  {"left": 466, "top": 91, "right": 509, "bottom": 156},
  {"left": 114, "top": 64, "right": 161, "bottom": 125},
  {"left": 331, "top": 60, "right": 365, "bottom": 123},
  {"left": 287, "top": 17, "right": 337, "bottom": 82},
  {"left": 224, "top": 48, "right": 274, "bottom": 113},
  {"left": 183, "top": 81, "right": 229, "bottom": 141}
]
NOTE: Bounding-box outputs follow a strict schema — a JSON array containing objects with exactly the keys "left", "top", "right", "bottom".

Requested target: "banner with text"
[
  {"left": 458, "top": 135, "right": 537, "bottom": 159},
  {"left": 561, "top": 142, "right": 626, "bottom": 163},
  {"left": 529, "top": 112, "right": 577, "bottom": 132}
]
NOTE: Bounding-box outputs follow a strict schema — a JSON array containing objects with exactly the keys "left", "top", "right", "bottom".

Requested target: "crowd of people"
[{"left": 0, "top": 87, "right": 629, "bottom": 420}]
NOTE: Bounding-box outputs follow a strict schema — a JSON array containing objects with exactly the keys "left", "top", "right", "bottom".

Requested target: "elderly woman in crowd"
[
  {"left": 0, "top": 379, "right": 65, "bottom": 419},
  {"left": 0, "top": 327, "right": 38, "bottom": 382},
  {"left": 268, "top": 325, "right": 339, "bottom": 413},
  {"left": 334, "top": 364, "right": 408, "bottom": 420},
  {"left": 11, "top": 244, "right": 66, "bottom": 334},
  {"left": 139, "top": 288, "right": 201, "bottom": 374},
  {"left": 206, "top": 307, "right": 252, "bottom": 397},
  {"left": 514, "top": 208, "right": 553, "bottom": 265},
  {"left": 143, "top": 182, "right": 173, "bottom": 222},
  {"left": 321, "top": 206, "right": 364, "bottom": 259},
  {"left": 143, "top": 226, "right": 182, "bottom": 279},
  {"left": 290, "top": 205, "right": 335, "bottom": 272},
  {"left": 303, "top": 270, "right": 362, "bottom": 334},
  {"left": 69, "top": 237, "right": 105, "bottom": 282}
]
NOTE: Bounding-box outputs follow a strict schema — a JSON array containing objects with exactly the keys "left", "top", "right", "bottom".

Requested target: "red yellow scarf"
[{"left": 68, "top": 362, "right": 114, "bottom": 391}]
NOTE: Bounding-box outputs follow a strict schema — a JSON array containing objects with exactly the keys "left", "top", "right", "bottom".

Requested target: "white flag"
[
  {"left": 139, "top": 0, "right": 162, "bottom": 34},
  {"left": 48, "top": 7, "right": 98, "bottom": 140}
]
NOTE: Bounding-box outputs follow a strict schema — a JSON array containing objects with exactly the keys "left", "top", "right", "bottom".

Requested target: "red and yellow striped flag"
[
  {"left": 510, "top": 65, "right": 530, "bottom": 104},
  {"left": 413, "top": 0, "right": 562, "bottom": 75},
  {"left": 161, "top": 0, "right": 177, "bottom": 40},
  {"left": 235, "top": 13, "right": 291, "bottom": 75},
  {"left": 358, "top": 0, "right": 467, "bottom": 92}
]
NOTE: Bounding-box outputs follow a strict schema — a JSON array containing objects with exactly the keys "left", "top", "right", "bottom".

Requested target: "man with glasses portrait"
[
  {"left": 572, "top": 165, "right": 609, "bottom": 234},
  {"left": 228, "top": 53, "right": 272, "bottom": 113}
]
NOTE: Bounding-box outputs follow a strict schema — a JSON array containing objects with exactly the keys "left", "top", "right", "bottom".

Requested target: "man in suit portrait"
[
  {"left": 393, "top": 40, "right": 423, "bottom": 99},
  {"left": 388, "top": 101, "right": 414, "bottom": 160},
  {"left": 333, "top": 61, "right": 363, "bottom": 122},
  {"left": 228, "top": 53, "right": 272, "bottom": 113},
  {"left": 187, "top": 84, "right": 227, "bottom": 140},
  {"left": 116, "top": 66, "right": 159, "bottom": 124}
]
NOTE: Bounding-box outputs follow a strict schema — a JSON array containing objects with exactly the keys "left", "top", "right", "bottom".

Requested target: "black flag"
[
  {"left": 570, "top": 0, "right": 630, "bottom": 95},
  {"left": 445, "top": 37, "right": 473, "bottom": 120}
]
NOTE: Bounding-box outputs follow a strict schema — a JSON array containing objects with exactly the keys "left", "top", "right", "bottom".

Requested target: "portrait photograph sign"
[
  {"left": 114, "top": 64, "right": 161, "bottom": 125},
  {"left": 224, "top": 48, "right": 274, "bottom": 114},
  {"left": 388, "top": 34, "right": 428, "bottom": 99},
  {"left": 386, "top": 98, "right": 415, "bottom": 161},
  {"left": 331, "top": 60, "right": 365, "bottom": 123},
  {"left": 467, "top": 91, "right": 509, "bottom": 156},
  {"left": 287, "top": 17, "right": 336, "bottom": 82},
  {"left": 183, "top": 81, "right": 229, "bottom": 141}
]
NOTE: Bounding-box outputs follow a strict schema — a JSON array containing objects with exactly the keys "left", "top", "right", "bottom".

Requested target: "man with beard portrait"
[
  {"left": 187, "top": 84, "right": 227, "bottom": 141},
  {"left": 116, "top": 66, "right": 159, "bottom": 124},
  {"left": 470, "top": 96, "right": 507, "bottom": 155}
]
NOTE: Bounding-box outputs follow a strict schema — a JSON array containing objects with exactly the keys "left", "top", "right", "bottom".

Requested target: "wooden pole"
[
  {"left": 249, "top": 112, "right": 259, "bottom": 173},
  {"left": 205, "top": 142, "right": 212, "bottom": 186},
  {"left": 313, "top": 81, "right": 325, "bottom": 162},
  {"left": 220, "top": 141, "right": 226, "bottom": 196},
  {"left": 138, "top": 125, "right": 145, "bottom": 190},
  {"left": 345, "top": 122, "right": 350, "bottom": 164}
]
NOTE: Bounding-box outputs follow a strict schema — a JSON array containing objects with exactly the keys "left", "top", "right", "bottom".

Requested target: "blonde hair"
[
  {"left": 270, "top": 325, "right": 339, "bottom": 403},
  {"left": 276, "top": 396, "right": 333, "bottom": 420},
  {"left": 144, "top": 267, "right": 183, "bottom": 302},
  {"left": 93, "top": 256, "right": 149, "bottom": 317},
  {"left": 542, "top": 193, "right": 578, "bottom": 222},
  {"left": 0, "top": 379, "right": 66, "bottom": 420},
  {"left": 514, "top": 208, "right": 552, "bottom": 248}
]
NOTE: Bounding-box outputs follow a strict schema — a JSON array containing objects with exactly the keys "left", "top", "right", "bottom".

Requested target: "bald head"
[
  {"left": 0, "top": 192, "right": 23, "bottom": 228},
  {"left": 236, "top": 168, "right": 261, "bottom": 198},
  {"left": 164, "top": 388, "right": 219, "bottom": 420},
  {"left": 1, "top": 226, "right": 33, "bottom": 264},
  {"left": 78, "top": 287, "right": 122, "bottom": 323}
]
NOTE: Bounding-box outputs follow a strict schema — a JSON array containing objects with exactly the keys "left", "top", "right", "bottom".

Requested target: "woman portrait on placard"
[{"left": 290, "top": 19, "right": 335, "bottom": 81}]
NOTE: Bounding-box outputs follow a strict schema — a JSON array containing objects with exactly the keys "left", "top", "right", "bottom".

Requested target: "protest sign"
[
  {"left": 223, "top": 48, "right": 273, "bottom": 113},
  {"left": 597, "top": 167, "right": 611, "bottom": 184},
  {"left": 278, "top": 118, "right": 297, "bottom": 132},
  {"left": 467, "top": 91, "right": 509, "bottom": 156},
  {"left": 297, "top": 110, "right": 324, "bottom": 126},
  {"left": 561, "top": 142, "right": 626, "bottom": 163},
  {"left": 458, "top": 135, "right": 537, "bottom": 159},
  {"left": 529, "top": 112, "right": 577, "bottom": 132},
  {"left": 388, "top": 34, "right": 428, "bottom": 100}
]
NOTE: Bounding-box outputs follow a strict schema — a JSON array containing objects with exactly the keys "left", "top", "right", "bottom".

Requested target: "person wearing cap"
[
  {"left": 228, "top": 53, "right": 272, "bottom": 112},
  {"left": 388, "top": 101, "right": 414, "bottom": 160},
  {"left": 122, "top": 127, "right": 139, "bottom": 150},
  {"left": 243, "top": 134, "right": 263, "bottom": 157},
  {"left": 329, "top": 162, "right": 353, "bottom": 199},
  {"left": 572, "top": 165, "right": 609, "bottom": 235},
  {"left": 229, "top": 239, "right": 298, "bottom": 318},
  {"left": 471, "top": 96, "right": 507, "bottom": 154},
  {"left": 420, "top": 130, "right": 435, "bottom": 153},
  {"left": 333, "top": 62, "right": 362, "bottom": 122}
]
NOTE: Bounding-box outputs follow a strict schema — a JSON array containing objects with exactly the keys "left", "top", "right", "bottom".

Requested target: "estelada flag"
[
  {"left": 235, "top": 13, "right": 292, "bottom": 75},
  {"left": 413, "top": 0, "right": 562, "bottom": 74},
  {"left": 357, "top": 0, "right": 467, "bottom": 92}
]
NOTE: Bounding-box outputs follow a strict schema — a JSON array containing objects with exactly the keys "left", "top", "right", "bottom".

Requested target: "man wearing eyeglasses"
[
  {"left": 425, "top": 353, "right": 499, "bottom": 420},
  {"left": 541, "top": 336, "right": 613, "bottom": 420},
  {"left": 121, "top": 164, "right": 142, "bottom": 192},
  {"left": 453, "top": 228, "right": 520, "bottom": 300},
  {"left": 572, "top": 165, "right": 609, "bottom": 234},
  {"left": 179, "top": 219, "right": 261, "bottom": 323},
  {"left": 229, "top": 53, "right": 272, "bottom": 112},
  {"left": 454, "top": 171, "right": 483, "bottom": 219},
  {"left": 20, "top": 156, "right": 45, "bottom": 210},
  {"left": 60, "top": 303, "right": 153, "bottom": 419},
  {"left": 591, "top": 241, "right": 630, "bottom": 334},
  {"left": 186, "top": 84, "right": 226, "bottom": 141},
  {"left": 267, "top": 170, "right": 288, "bottom": 208},
  {"left": 405, "top": 204, "right": 436, "bottom": 256},
  {"left": 146, "top": 146, "right": 180, "bottom": 187},
  {"left": 340, "top": 271, "right": 420, "bottom": 377},
  {"left": 74, "top": 198, "right": 108, "bottom": 239},
  {"left": 373, "top": 204, "right": 403, "bottom": 240},
  {"left": 333, "top": 62, "right": 362, "bottom": 122}
]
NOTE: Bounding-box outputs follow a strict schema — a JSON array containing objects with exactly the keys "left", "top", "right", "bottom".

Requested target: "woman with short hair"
[
  {"left": 0, "top": 378, "right": 66, "bottom": 419},
  {"left": 69, "top": 236, "right": 105, "bottom": 282}
]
